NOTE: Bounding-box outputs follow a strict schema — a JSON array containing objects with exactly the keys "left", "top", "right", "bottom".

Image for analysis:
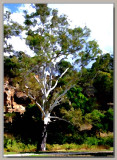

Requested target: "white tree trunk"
[{"left": 25, "top": 66, "right": 73, "bottom": 151}]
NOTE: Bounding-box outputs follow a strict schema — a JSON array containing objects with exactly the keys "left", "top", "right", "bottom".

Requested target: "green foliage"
[
  {"left": 92, "top": 53, "right": 113, "bottom": 72},
  {"left": 60, "top": 85, "right": 96, "bottom": 125},
  {"left": 85, "top": 137, "right": 99, "bottom": 146},
  {"left": 99, "top": 136, "right": 113, "bottom": 147},
  {"left": 5, "top": 112, "right": 16, "bottom": 118},
  {"left": 4, "top": 134, "right": 113, "bottom": 153},
  {"left": 4, "top": 135, "right": 36, "bottom": 153},
  {"left": 106, "top": 108, "right": 113, "bottom": 121},
  {"left": 85, "top": 110, "right": 105, "bottom": 132},
  {"left": 76, "top": 40, "right": 102, "bottom": 69},
  {"left": 4, "top": 56, "right": 20, "bottom": 78},
  {"left": 84, "top": 136, "right": 113, "bottom": 147},
  {"left": 23, "top": 3, "right": 102, "bottom": 66},
  {"left": 4, "top": 11, "right": 24, "bottom": 53},
  {"left": 58, "top": 60, "right": 73, "bottom": 74},
  {"left": 67, "top": 86, "right": 88, "bottom": 113},
  {"left": 61, "top": 107, "right": 83, "bottom": 128},
  {"left": 84, "top": 107, "right": 113, "bottom": 133},
  {"left": 102, "top": 108, "right": 113, "bottom": 132},
  {"left": 91, "top": 110, "right": 105, "bottom": 121},
  {"left": 92, "top": 53, "right": 113, "bottom": 110}
]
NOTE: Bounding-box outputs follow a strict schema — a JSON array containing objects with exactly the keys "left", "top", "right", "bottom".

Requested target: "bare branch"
[
  {"left": 34, "top": 75, "right": 40, "bottom": 84},
  {"left": 34, "top": 75, "right": 45, "bottom": 94},
  {"left": 46, "top": 68, "right": 69, "bottom": 97},
  {"left": 36, "top": 101, "right": 45, "bottom": 119},
  {"left": 25, "top": 85, "right": 45, "bottom": 119},
  {"left": 49, "top": 84, "right": 75, "bottom": 112},
  {"left": 50, "top": 116, "right": 73, "bottom": 126},
  {"left": 59, "top": 67, "right": 69, "bottom": 78},
  {"left": 28, "top": 93, "right": 36, "bottom": 101},
  {"left": 48, "top": 64, "right": 53, "bottom": 90}
]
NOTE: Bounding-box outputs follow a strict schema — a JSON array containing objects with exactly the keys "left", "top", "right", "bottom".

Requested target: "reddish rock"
[{"left": 4, "top": 81, "right": 27, "bottom": 114}]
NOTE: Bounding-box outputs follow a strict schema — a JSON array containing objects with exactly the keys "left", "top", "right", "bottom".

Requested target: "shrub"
[
  {"left": 46, "top": 144, "right": 53, "bottom": 151},
  {"left": 98, "top": 136, "right": 113, "bottom": 147},
  {"left": 4, "top": 135, "right": 36, "bottom": 153},
  {"left": 85, "top": 137, "right": 99, "bottom": 146},
  {"left": 84, "top": 136, "right": 113, "bottom": 147}
]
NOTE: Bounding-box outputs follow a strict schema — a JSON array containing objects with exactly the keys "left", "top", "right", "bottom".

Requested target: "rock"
[
  {"left": 4, "top": 81, "right": 28, "bottom": 114},
  {"left": 79, "top": 123, "right": 92, "bottom": 131},
  {"left": 14, "top": 91, "right": 31, "bottom": 105},
  {"left": 4, "top": 82, "right": 15, "bottom": 112}
]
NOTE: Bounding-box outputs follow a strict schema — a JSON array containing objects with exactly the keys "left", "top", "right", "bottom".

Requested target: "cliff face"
[{"left": 4, "top": 80, "right": 31, "bottom": 115}]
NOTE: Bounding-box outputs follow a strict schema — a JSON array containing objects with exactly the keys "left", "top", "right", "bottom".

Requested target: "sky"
[{"left": 4, "top": 3, "right": 113, "bottom": 57}]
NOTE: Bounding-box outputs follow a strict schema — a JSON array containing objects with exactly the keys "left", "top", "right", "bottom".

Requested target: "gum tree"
[{"left": 4, "top": 4, "right": 102, "bottom": 151}]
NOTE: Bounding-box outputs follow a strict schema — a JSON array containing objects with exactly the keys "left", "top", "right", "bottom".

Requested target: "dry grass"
[{"left": 46, "top": 143, "right": 113, "bottom": 152}]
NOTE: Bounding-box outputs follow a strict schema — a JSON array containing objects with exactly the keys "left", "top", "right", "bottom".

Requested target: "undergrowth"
[{"left": 4, "top": 134, "right": 113, "bottom": 153}]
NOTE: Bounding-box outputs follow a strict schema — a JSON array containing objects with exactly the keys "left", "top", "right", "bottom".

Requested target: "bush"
[
  {"left": 4, "top": 135, "right": 36, "bottom": 153},
  {"left": 98, "top": 136, "right": 113, "bottom": 147},
  {"left": 62, "top": 143, "right": 80, "bottom": 150},
  {"left": 84, "top": 136, "right": 113, "bottom": 147},
  {"left": 46, "top": 144, "right": 53, "bottom": 151},
  {"left": 85, "top": 137, "right": 99, "bottom": 146}
]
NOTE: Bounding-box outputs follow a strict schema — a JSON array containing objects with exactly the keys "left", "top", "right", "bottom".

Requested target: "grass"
[
  {"left": 4, "top": 143, "right": 113, "bottom": 155},
  {"left": 4, "top": 152, "right": 17, "bottom": 155},
  {"left": 46, "top": 143, "right": 113, "bottom": 152},
  {"left": 4, "top": 133, "right": 113, "bottom": 154}
]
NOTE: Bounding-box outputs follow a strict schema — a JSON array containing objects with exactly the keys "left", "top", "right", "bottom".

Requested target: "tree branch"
[
  {"left": 46, "top": 67, "right": 69, "bottom": 97},
  {"left": 48, "top": 63, "right": 53, "bottom": 90},
  {"left": 49, "top": 84, "right": 75, "bottom": 112},
  {"left": 25, "top": 85, "right": 45, "bottom": 119},
  {"left": 34, "top": 75, "right": 41, "bottom": 84},
  {"left": 50, "top": 116, "right": 73, "bottom": 126},
  {"left": 34, "top": 73, "right": 47, "bottom": 96},
  {"left": 36, "top": 101, "right": 45, "bottom": 119}
]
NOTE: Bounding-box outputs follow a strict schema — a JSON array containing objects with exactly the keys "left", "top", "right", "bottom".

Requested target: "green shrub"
[
  {"left": 84, "top": 136, "right": 113, "bottom": 147},
  {"left": 98, "top": 136, "right": 113, "bottom": 147},
  {"left": 85, "top": 137, "right": 99, "bottom": 146},
  {"left": 4, "top": 135, "right": 36, "bottom": 153}
]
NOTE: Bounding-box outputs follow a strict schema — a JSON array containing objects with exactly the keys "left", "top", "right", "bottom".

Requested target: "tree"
[
  {"left": 4, "top": 11, "right": 24, "bottom": 54},
  {"left": 4, "top": 4, "right": 102, "bottom": 151},
  {"left": 4, "top": 10, "right": 24, "bottom": 84},
  {"left": 92, "top": 53, "right": 113, "bottom": 110}
]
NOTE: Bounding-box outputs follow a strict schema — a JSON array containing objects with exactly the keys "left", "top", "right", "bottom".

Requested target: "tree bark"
[{"left": 37, "top": 122, "right": 48, "bottom": 151}]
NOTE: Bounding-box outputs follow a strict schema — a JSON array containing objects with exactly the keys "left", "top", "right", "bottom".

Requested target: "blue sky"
[
  {"left": 4, "top": 3, "right": 113, "bottom": 57},
  {"left": 4, "top": 4, "right": 22, "bottom": 13}
]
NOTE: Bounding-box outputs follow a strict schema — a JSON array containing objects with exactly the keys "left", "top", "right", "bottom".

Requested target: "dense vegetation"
[{"left": 4, "top": 4, "right": 113, "bottom": 152}]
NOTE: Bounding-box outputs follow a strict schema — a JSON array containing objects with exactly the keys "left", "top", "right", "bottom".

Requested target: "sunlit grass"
[
  {"left": 4, "top": 143, "right": 113, "bottom": 155},
  {"left": 46, "top": 143, "right": 113, "bottom": 152},
  {"left": 4, "top": 133, "right": 113, "bottom": 154}
]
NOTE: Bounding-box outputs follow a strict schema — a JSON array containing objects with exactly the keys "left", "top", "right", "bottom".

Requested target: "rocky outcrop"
[{"left": 4, "top": 81, "right": 30, "bottom": 114}]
